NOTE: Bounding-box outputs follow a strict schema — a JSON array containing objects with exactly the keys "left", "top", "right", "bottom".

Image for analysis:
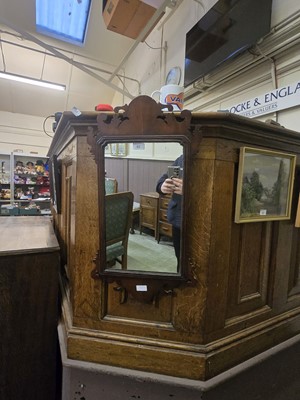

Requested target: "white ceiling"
[{"left": 0, "top": 0, "right": 143, "bottom": 118}]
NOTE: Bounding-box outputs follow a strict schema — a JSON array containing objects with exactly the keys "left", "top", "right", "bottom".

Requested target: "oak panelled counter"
[
  {"left": 0, "top": 217, "right": 60, "bottom": 400},
  {"left": 48, "top": 98, "right": 300, "bottom": 383}
]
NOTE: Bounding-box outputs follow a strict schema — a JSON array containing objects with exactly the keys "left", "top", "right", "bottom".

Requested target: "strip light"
[{"left": 0, "top": 71, "right": 66, "bottom": 91}]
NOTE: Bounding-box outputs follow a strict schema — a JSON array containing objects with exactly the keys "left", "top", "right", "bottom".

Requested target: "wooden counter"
[
  {"left": 0, "top": 217, "right": 60, "bottom": 400},
  {"left": 48, "top": 98, "right": 300, "bottom": 381}
]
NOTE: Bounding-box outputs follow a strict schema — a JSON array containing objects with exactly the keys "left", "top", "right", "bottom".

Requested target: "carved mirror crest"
[{"left": 88, "top": 95, "right": 198, "bottom": 301}]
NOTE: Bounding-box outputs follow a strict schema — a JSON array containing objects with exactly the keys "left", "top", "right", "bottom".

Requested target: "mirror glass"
[{"left": 104, "top": 141, "right": 184, "bottom": 275}]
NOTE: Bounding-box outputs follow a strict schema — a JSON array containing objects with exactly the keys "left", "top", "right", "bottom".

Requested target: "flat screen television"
[{"left": 184, "top": 0, "right": 273, "bottom": 88}]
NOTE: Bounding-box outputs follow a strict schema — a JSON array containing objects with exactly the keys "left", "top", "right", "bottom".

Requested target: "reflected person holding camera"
[{"left": 156, "top": 154, "right": 183, "bottom": 265}]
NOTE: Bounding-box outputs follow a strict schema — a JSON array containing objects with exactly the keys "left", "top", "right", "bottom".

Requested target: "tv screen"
[{"left": 184, "top": 0, "right": 273, "bottom": 87}]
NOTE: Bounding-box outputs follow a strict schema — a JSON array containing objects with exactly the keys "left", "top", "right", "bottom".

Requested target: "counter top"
[{"left": 0, "top": 216, "right": 59, "bottom": 256}]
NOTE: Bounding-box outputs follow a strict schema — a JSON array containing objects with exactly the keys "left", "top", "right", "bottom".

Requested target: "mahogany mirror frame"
[{"left": 88, "top": 96, "right": 198, "bottom": 301}]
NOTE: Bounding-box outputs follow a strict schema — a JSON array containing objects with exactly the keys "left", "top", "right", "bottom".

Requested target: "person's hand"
[
  {"left": 161, "top": 178, "right": 176, "bottom": 194},
  {"left": 161, "top": 177, "right": 183, "bottom": 195},
  {"left": 172, "top": 177, "right": 183, "bottom": 195}
]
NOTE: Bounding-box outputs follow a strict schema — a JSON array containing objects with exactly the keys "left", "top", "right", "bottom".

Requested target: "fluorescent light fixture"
[
  {"left": 0, "top": 72, "right": 66, "bottom": 91},
  {"left": 36, "top": 0, "right": 92, "bottom": 46}
]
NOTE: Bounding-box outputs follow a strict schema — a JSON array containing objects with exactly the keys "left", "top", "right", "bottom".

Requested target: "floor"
[
  {"left": 108, "top": 229, "right": 177, "bottom": 273},
  {"left": 127, "top": 230, "right": 177, "bottom": 272}
]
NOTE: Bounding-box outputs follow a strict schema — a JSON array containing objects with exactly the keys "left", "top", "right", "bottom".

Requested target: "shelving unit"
[
  {"left": 0, "top": 152, "right": 51, "bottom": 216},
  {"left": 0, "top": 152, "right": 12, "bottom": 204}
]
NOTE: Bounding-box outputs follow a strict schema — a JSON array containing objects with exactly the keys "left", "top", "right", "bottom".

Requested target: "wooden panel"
[
  {"left": 288, "top": 229, "right": 300, "bottom": 297},
  {"left": 170, "top": 154, "right": 214, "bottom": 340},
  {"left": 67, "top": 334, "right": 206, "bottom": 380},
  {"left": 72, "top": 148, "right": 100, "bottom": 320},
  {"left": 57, "top": 139, "right": 77, "bottom": 268},
  {"left": 226, "top": 221, "right": 272, "bottom": 320},
  {"left": 273, "top": 220, "right": 300, "bottom": 311},
  {"left": 201, "top": 157, "right": 235, "bottom": 334},
  {"left": 0, "top": 217, "right": 59, "bottom": 399},
  {"left": 60, "top": 163, "right": 73, "bottom": 280},
  {"left": 105, "top": 283, "right": 174, "bottom": 322}
]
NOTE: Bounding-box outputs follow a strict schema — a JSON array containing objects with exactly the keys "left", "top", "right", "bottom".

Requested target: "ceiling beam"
[{"left": 0, "top": 16, "right": 135, "bottom": 99}]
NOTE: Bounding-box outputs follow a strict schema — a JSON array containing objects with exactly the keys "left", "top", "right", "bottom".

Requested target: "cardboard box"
[
  {"left": 103, "top": 0, "right": 164, "bottom": 39},
  {"left": 103, "top": 0, "right": 140, "bottom": 34},
  {"left": 124, "top": 1, "right": 157, "bottom": 39}
]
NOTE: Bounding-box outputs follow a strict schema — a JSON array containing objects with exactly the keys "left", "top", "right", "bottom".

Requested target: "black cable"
[
  {"left": 43, "top": 115, "right": 55, "bottom": 138},
  {"left": 144, "top": 41, "right": 164, "bottom": 50}
]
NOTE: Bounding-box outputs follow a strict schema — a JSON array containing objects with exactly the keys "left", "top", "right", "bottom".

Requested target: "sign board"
[{"left": 229, "top": 81, "right": 300, "bottom": 118}]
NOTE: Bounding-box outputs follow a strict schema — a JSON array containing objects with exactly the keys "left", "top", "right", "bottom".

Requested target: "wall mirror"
[
  {"left": 88, "top": 96, "right": 198, "bottom": 299},
  {"left": 104, "top": 141, "right": 183, "bottom": 275}
]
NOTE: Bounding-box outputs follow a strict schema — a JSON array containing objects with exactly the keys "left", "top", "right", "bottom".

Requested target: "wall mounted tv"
[{"left": 184, "top": 0, "right": 273, "bottom": 88}]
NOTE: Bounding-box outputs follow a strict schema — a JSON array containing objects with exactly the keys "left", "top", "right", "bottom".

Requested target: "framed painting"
[
  {"left": 235, "top": 147, "right": 296, "bottom": 223},
  {"left": 110, "top": 143, "right": 127, "bottom": 157},
  {"left": 118, "top": 143, "right": 127, "bottom": 156}
]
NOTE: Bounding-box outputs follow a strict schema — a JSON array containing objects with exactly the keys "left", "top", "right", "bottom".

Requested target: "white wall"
[
  {"left": 0, "top": 111, "right": 52, "bottom": 156},
  {"left": 114, "top": 0, "right": 300, "bottom": 133},
  {"left": 106, "top": 141, "right": 183, "bottom": 161},
  {"left": 113, "top": 0, "right": 217, "bottom": 104}
]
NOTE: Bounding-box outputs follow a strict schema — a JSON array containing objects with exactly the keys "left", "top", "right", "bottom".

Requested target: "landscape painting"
[{"left": 235, "top": 147, "right": 296, "bottom": 223}]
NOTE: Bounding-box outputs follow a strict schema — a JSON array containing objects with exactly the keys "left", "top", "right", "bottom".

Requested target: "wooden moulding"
[{"left": 62, "top": 296, "right": 300, "bottom": 380}]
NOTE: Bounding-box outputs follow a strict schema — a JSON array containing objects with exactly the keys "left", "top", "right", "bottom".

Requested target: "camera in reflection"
[{"left": 168, "top": 166, "right": 183, "bottom": 179}]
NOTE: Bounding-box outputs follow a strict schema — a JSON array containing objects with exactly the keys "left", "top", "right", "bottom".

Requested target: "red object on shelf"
[{"left": 95, "top": 104, "right": 114, "bottom": 111}]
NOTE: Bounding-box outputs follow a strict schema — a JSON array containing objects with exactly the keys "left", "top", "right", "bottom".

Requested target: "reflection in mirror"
[{"left": 104, "top": 142, "right": 184, "bottom": 275}]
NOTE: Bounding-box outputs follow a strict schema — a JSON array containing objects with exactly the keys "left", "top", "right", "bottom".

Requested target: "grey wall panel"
[{"left": 104, "top": 158, "right": 170, "bottom": 201}]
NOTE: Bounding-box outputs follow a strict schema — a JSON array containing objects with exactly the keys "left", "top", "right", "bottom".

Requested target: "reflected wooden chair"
[
  {"left": 105, "top": 191, "right": 134, "bottom": 270},
  {"left": 105, "top": 177, "right": 118, "bottom": 194}
]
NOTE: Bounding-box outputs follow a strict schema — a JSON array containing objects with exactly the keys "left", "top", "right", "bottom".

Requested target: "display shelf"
[
  {"left": 0, "top": 153, "right": 12, "bottom": 202},
  {"left": 0, "top": 152, "right": 51, "bottom": 216}
]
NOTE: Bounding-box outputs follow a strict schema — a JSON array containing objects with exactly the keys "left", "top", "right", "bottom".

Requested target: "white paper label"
[{"left": 136, "top": 285, "right": 148, "bottom": 292}]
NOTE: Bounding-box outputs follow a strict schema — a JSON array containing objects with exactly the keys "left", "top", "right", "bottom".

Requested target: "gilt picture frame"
[
  {"left": 235, "top": 147, "right": 296, "bottom": 223},
  {"left": 110, "top": 143, "right": 127, "bottom": 157}
]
